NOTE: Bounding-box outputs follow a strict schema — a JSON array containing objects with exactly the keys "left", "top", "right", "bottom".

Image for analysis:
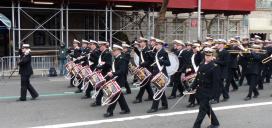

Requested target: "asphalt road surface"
[{"left": 0, "top": 76, "right": 272, "bottom": 128}]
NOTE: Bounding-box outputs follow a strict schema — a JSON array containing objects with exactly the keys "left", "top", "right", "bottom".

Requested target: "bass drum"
[{"left": 133, "top": 52, "right": 179, "bottom": 76}]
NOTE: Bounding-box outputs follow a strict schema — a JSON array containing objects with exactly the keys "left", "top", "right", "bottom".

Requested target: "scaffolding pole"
[
  {"left": 110, "top": 6, "right": 112, "bottom": 48},
  {"left": 226, "top": 16, "right": 229, "bottom": 40},
  {"left": 66, "top": 4, "right": 69, "bottom": 47},
  {"left": 12, "top": 1, "right": 16, "bottom": 68},
  {"left": 105, "top": 6, "right": 108, "bottom": 41},
  {"left": 61, "top": 3, "right": 64, "bottom": 45},
  {"left": 197, "top": 0, "right": 202, "bottom": 40},
  {"left": 18, "top": 1, "right": 21, "bottom": 48}
]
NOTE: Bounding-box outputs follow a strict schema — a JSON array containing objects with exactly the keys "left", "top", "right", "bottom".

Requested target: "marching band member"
[
  {"left": 190, "top": 47, "right": 220, "bottom": 128},
  {"left": 255, "top": 39, "right": 265, "bottom": 90},
  {"left": 133, "top": 37, "right": 154, "bottom": 104},
  {"left": 186, "top": 43, "right": 203, "bottom": 108},
  {"left": 81, "top": 40, "right": 101, "bottom": 99},
  {"left": 168, "top": 40, "right": 186, "bottom": 99},
  {"left": 122, "top": 42, "right": 132, "bottom": 94},
  {"left": 17, "top": 44, "right": 39, "bottom": 101},
  {"left": 67, "top": 39, "right": 81, "bottom": 88},
  {"left": 91, "top": 41, "right": 112, "bottom": 107},
  {"left": 74, "top": 39, "right": 90, "bottom": 93},
  {"left": 212, "top": 39, "right": 230, "bottom": 104},
  {"left": 244, "top": 44, "right": 262, "bottom": 101},
  {"left": 104, "top": 44, "right": 131, "bottom": 117},
  {"left": 147, "top": 38, "right": 170, "bottom": 113},
  {"left": 238, "top": 37, "right": 250, "bottom": 86},
  {"left": 225, "top": 38, "right": 239, "bottom": 92},
  {"left": 262, "top": 40, "right": 272, "bottom": 84}
]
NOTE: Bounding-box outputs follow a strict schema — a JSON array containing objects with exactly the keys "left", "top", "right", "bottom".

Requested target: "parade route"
[{"left": 1, "top": 76, "right": 272, "bottom": 128}]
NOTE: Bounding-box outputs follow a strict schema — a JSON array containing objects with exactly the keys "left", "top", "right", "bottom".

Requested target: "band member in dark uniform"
[
  {"left": 91, "top": 41, "right": 112, "bottom": 107},
  {"left": 147, "top": 38, "right": 170, "bottom": 113},
  {"left": 225, "top": 39, "right": 239, "bottom": 92},
  {"left": 67, "top": 39, "right": 82, "bottom": 88},
  {"left": 133, "top": 37, "right": 154, "bottom": 104},
  {"left": 238, "top": 38, "right": 250, "bottom": 86},
  {"left": 104, "top": 44, "right": 131, "bottom": 117},
  {"left": 74, "top": 39, "right": 90, "bottom": 93},
  {"left": 81, "top": 40, "right": 100, "bottom": 99},
  {"left": 168, "top": 40, "right": 186, "bottom": 99},
  {"left": 212, "top": 39, "right": 230, "bottom": 104},
  {"left": 17, "top": 44, "right": 39, "bottom": 101},
  {"left": 262, "top": 40, "right": 272, "bottom": 84},
  {"left": 187, "top": 43, "right": 203, "bottom": 108},
  {"left": 244, "top": 44, "right": 262, "bottom": 101},
  {"left": 190, "top": 47, "right": 220, "bottom": 128},
  {"left": 122, "top": 43, "right": 132, "bottom": 94}
]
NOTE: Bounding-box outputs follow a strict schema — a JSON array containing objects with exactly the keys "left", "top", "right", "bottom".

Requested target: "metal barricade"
[{"left": 0, "top": 55, "right": 58, "bottom": 77}]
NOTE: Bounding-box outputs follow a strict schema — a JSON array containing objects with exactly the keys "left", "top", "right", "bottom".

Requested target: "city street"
[{"left": 0, "top": 76, "right": 272, "bottom": 128}]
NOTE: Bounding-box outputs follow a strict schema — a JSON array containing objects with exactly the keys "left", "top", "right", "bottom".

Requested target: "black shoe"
[
  {"left": 253, "top": 94, "right": 259, "bottom": 98},
  {"left": 207, "top": 124, "right": 220, "bottom": 128},
  {"left": 146, "top": 109, "right": 158, "bottom": 113},
  {"left": 132, "top": 99, "right": 142, "bottom": 104},
  {"left": 119, "top": 110, "right": 130, "bottom": 114},
  {"left": 31, "top": 95, "right": 39, "bottom": 100},
  {"left": 81, "top": 96, "right": 90, "bottom": 99},
  {"left": 231, "top": 88, "right": 238, "bottom": 92},
  {"left": 16, "top": 98, "right": 26, "bottom": 101},
  {"left": 168, "top": 96, "right": 176, "bottom": 99},
  {"left": 258, "top": 87, "right": 263, "bottom": 90},
  {"left": 177, "top": 93, "right": 184, "bottom": 97},
  {"left": 221, "top": 98, "right": 229, "bottom": 102},
  {"left": 126, "top": 91, "right": 132, "bottom": 94},
  {"left": 74, "top": 90, "right": 82, "bottom": 93},
  {"left": 158, "top": 106, "right": 168, "bottom": 110},
  {"left": 144, "top": 98, "right": 153, "bottom": 101},
  {"left": 103, "top": 112, "right": 113, "bottom": 117},
  {"left": 244, "top": 97, "right": 251, "bottom": 101},
  {"left": 186, "top": 103, "right": 196, "bottom": 108},
  {"left": 90, "top": 102, "right": 101, "bottom": 107},
  {"left": 210, "top": 99, "right": 219, "bottom": 104}
]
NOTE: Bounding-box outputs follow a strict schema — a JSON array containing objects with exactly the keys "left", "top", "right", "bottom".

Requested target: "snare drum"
[
  {"left": 102, "top": 79, "right": 121, "bottom": 101},
  {"left": 65, "top": 61, "right": 76, "bottom": 73},
  {"left": 134, "top": 67, "right": 151, "bottom": 82},
  {"left": 88, "top": 72, "right": 106, "bottom": 89},
  {"left": 78, "top": 66, "right": 92, "bottom": 79},
  {"left": 72, "top": 64, "right": 82, "bottom": 76},
  {"left": 151, "top": 72, "right": 168, "bottom": 90}
]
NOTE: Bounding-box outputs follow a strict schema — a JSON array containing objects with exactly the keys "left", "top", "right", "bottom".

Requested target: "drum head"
[
  {"left": 167, "top": 52, "right": 179, "bottom": 76},
  {"left": 133, "top": 53, "right": 140, "bottom": 67}
]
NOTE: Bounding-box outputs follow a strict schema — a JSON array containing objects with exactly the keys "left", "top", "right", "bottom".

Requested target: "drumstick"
[{"left": 151, "top": 57, "right": 163, "bottom": 66}]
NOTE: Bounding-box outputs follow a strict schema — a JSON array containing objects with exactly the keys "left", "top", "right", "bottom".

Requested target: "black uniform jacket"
[
  {"left": 244, "top": 52, "right": 262, "bottom": 75},
  {"left": 96, "top": 49, "right": 112, "bottom": 76},
  {"left": 152, "top": 48, "right": 171, "bottom": 77},
  {"left": 111, "top": 54, "right": 127, "bottom": 86},
  {"left": 214, "top": 49, "right": 230, "bottom": 79},
  {"left": 134, "top": 46, "right": 154, "bottom": 71},
  {"left": 18, "top": 53, "right": 33, "bottom": 76},
  {"left": 191, "top": 61, "right": 220, "bottom": 99},
  {"left": 89, "top": 48, "right": 101, "bottom": 70}
]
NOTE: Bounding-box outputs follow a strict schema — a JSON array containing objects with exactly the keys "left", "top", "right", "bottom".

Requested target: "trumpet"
[{"left": 262, "top": 56, "right": 272, "bottom": 64}]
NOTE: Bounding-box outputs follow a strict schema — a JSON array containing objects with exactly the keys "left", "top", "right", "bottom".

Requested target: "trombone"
[{"left": 262, "top": 56, "right": 272, "bottom": 64}]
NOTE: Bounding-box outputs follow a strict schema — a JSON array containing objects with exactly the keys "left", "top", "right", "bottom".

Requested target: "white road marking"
[{"left": 31, "top": 101, "right": 272, "bottom": 128}]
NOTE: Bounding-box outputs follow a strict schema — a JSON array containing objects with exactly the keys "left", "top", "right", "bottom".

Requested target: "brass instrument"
[
  {"left": 227, "top": 49, "right": 267, "bottom": 54},
  {"left": 262, "top": 56, "right": 272, "bottom": 64}
]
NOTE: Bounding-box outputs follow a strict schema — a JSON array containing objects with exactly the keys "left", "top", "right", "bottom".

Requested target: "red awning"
[
  {"left": 202, "top": 0, "right": 256, "bottom": 11},
  {"left": 168, "top": 0, "right": 197, "bottom": 9}
]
